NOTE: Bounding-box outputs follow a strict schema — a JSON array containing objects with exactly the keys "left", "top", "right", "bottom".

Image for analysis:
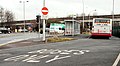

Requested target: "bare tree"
[
  {"left": 0, "top": 6, "right": 15, "bottom": 27},
  {"left": 0, "top": 7, "right": 4, "bottom": 27},
  {"left": 0, "top": 7, "right": 4, "bottom": 22},
  {"left": 0, "top": 7, "right": 15, "bottom": 23},
  {"left": 4, "top": 10, "right": 14, "bottom": 22}
]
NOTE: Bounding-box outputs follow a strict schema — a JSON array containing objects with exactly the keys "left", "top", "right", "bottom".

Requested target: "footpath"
[{"left": 0, "top": 34, "right": 90, "bottom": 49}]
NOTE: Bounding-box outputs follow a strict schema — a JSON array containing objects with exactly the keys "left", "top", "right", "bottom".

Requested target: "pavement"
[
  {"left": 0, "top": 32, "right": 47, "bottom": 47},
  {"left": 0, "top": 34, "right": 90, "bottom": 49},
  {"left": 0, "top": 34, "right": 119, "bottom": 50}
]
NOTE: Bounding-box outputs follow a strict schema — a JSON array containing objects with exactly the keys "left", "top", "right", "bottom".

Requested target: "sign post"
[{"left": 41, "top": 7, "right": 48, "bottom": 41}]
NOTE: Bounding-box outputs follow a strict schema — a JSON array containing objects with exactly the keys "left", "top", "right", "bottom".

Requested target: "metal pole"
[
  {"left": 89, "top": 14, "right": 90, "bottom": 29},
  {"left": 20, "top": 1, "right": 29, "bottom": 33},
  {"left": 43, "top": 0, "right": 45, "bottom": 40},
  {"left": 43, "top": 0, "right": 45, "bottom": 7},
  {"left": 112, "top": 0, "right": 114, "bottom": 27},
  {"left": 112, "top": 0, "right": 114, "bottom": 35},
  {"left": 23, "top": 1, "right": 25, "bottom": 33},
  {"left": 72, "top": 15, "right": 74, "bottom": 36},
  {"left": 82, "top": 0, "right": 85, "bottom": 31},
  {"left": 42, "top": 16, "right": 46, "bottom": 41}
]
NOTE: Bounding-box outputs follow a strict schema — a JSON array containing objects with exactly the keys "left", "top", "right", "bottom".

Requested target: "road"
[
  {"left": 0, "top": 33, "right": 44, "bottom": 46},
  {"left": 0, "top": 36, "right": 119, "bottom": 66}
]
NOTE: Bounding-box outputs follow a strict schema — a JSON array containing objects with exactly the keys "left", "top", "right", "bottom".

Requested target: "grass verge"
[{"left": 47, "top": 37, "right": 75, "bottom": 42}]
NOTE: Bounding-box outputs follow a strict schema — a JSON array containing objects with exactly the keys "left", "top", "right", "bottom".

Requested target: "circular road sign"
[{"left": 41, "top": 7, "right": 48, "bottom": 15}]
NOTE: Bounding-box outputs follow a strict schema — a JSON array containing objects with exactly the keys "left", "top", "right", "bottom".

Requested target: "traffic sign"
[{"left": 41, "top": 7, "right": 48, "bottom": 15}]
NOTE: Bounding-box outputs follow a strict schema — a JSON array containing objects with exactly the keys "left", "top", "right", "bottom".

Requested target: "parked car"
[
  {"left": 0, "top": 31, "right": 2, "bottom": 34},
  {"left": 0, "top": 27, "right": 11, "bottom": 34},
  {"left": 18, "top": 29, "right": 28, "bottom": 32}
]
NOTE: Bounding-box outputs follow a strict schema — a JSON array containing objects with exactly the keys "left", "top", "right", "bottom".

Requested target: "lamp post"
[
  {"left": 88, "top": 10, "right": 96, "bottom": 30},
  {"left": 112, "top": 0, "right": 114, "bottom": 35},
  {"left": 82, "top": 0, "right": 85, "bottom": 31},
  {"left": 112, "top": 0, "right": 114, "bottom": 20},
  {"left": 20, "top": 1, "right": 29, "bottom": 33}
]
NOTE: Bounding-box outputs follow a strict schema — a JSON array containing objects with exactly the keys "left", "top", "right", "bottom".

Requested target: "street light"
[
  {"left": 82, "top": 0, "right": 85, "bottom": 30},
  {"left": 20, "top": 1, "right": 29, "bottom": 33},
  {"left": 112, "top": 0, "right": 114, "bottom": 35},
  {"left": 112, "top": 0, "right": 114, "bottom": 20},
  {"left": 88, "top": 10, "right": 96, "bottom": 30}
]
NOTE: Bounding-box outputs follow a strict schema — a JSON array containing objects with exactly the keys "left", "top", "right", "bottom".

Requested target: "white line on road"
[
  {"left": 0, "top": 39, "right": 25, "bottom": 46},
  {"left": 112, "top": 53, "right": 120, "bottom": 66},
  {"left": 46, "top": 55, "right": 71, "bottom": 63},
  {"left": 0, "top": 54, "right": 11, "bottom": 56}
]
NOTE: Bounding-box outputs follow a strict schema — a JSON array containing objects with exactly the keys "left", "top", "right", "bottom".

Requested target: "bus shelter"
[{"left": 64, "top": 20, "right": 80, "bottom": 36}]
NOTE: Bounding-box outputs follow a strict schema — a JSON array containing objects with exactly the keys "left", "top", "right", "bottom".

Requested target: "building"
[
  {"left": 0, "top": 14, "right": 120, "bottom": 34},
  {"left": 0, "top": 20, "right": 37, "bottom": 32}
]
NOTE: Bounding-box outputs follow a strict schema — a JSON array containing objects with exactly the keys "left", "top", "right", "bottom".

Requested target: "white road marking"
[
  {"left": 23, "top": 55, "right": 49, "bottom": 63},
  {"left": 28, "top": 49, "right": 48, "bottom": 54},
  {"left": 112, "top": 53, "right": 120, "bottom": 66},
  {"left": 46, "top": 55, "right": 71, "bottom": 63},
  {"left": 4, "top": 55, "right": 29, "bottom": 61},
  {"left": 28, "top": 49, "right": 90, "bottom": 55},
  {"left": 0, "top": 54, "right": 11, "bottom": 56},
  {"left": 0, "top": 39, "right": 26, "bottom": 46},
  {"left": 60, "top": 50, "right": 70, "bottom": 55},
  {"left": 50, "top": 49, "right": 62, "bottom": 54},
  {"left": 3, "top": 49, "right": 90, "bottom": 63}
]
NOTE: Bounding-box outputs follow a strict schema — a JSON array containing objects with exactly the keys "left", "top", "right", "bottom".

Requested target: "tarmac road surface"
[{"left": 0, "top": 36, "right": 119, "bottom": 66}]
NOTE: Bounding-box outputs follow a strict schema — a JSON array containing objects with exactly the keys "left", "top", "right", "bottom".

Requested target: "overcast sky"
[{"left": 0, "top": 0, "right": 120, "bottom": 20}]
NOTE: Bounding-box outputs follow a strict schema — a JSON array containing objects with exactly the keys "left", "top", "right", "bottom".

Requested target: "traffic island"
[{"left": 47, "top": 37, "right": 75, "bottom": 43}]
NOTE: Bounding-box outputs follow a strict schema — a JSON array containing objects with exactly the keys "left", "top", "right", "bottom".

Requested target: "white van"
[
  {"left": 49, "top": 23, "right": 65, "bottom": 34},
  {"left": 50, "top": 26, "right": 64, "bottom": 33}
]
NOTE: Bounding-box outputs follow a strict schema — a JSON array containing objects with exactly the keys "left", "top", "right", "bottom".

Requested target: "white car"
[
  {"left": 18, "top": 29, "right": 28, "bottom": 32},
  {"left": 0, "top": 31, "right": 2, "bottom": 34}
]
